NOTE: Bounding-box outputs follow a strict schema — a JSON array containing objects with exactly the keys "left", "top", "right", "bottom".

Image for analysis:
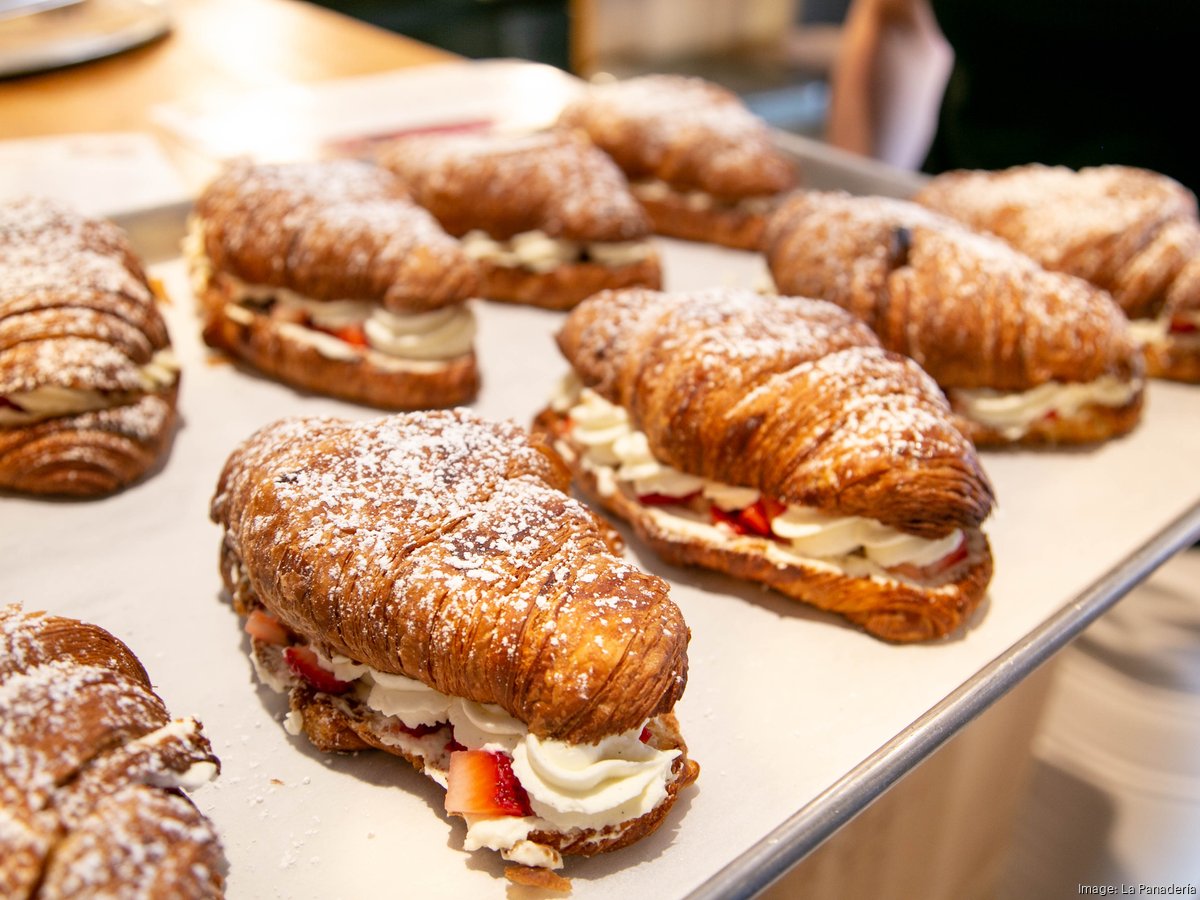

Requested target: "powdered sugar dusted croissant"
[
  {"left": 764, "top": 191, "right": 1145, "bottom": 446},
  {"left": 915, "top": 164, "right": 1200, "bottom": 383},
  {"left": 0, "top": 198, "right": 180, "bottom": 496},
  {"left": 0, "top": 604, "right": 224, "bottom": 899},
  {"left": 535, "top": 288, "right": 994, "bottom": 642},
  {"left": 210, "top": 409, "right": 697, "bottom": 887},
  {"left": 556, "top": 74, "right": 800, "bottom": 250},
  {"left": 187, "top": 160, "right": 480, "bottom": 408},
  {"left": 379, "top": 130, "right": 661, "bottom": 310}
]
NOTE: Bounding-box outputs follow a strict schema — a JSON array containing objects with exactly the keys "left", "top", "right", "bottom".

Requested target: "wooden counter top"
[{"left": 0, "top": 0, "right": 455, "bottom": 138}]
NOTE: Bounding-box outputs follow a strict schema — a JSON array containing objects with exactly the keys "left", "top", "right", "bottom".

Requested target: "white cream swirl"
[
  {"left": 0, "top": 349, "right": 180, "bottom": 426},
  {"left": 511, "top": 729, "right": 679, "bottom": 831},
  {"left": 461, "top": 228, "right": 653, "bottom": 273},
  {"left": 557, "top": 375, "right": 962, "bottom": 571},
  {"left": 952, "top": 376, "right": 1140, "bottom": 440},
  {"left": 632, "top": 179, "right": 775, "bottom": 214}
]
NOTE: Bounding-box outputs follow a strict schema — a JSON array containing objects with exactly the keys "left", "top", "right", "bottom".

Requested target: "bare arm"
[{"left": 826, "top": 0, "right": 952, "bottom": 168}]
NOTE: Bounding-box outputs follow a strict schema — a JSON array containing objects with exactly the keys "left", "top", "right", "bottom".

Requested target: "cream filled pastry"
[
  {"left": 0, "top": 197, "right": 181, "bottom": 496},
  {"left": 212, "top": 409, "right": 698, "bottom": 890},
  {"left": 378, "top": 130, "right": 661, "bottom": 310},
  {"left": 535, "top": 288, "right": 995, "bottom": 643},
  {"left": 556, "top": 74, "right": 800, "bottom": 250},
  {"left": 916, "top": 164, "right": 1200, "bottom": 383},
  {"left": 187, "top": 159, "right": 481, "bottom": 409},
  {"left": 765, "top": 192, "right": 1145, "bottom": 446}
]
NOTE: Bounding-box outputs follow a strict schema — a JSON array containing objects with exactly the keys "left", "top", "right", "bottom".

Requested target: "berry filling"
[
  {"left": 244, "top": 609, "right": 290, "bottom": 645},
  {"left": 445, "top": 749, "right": 534, "bottom": 818},
  {"left": 284, "top": 645, "right": 354, "bottom": 695},
  {"left": 1169, "top": 316, "right": 1198, "bottom": 335},
  {"left": 709, "top": 497, "right": 786, "bottom": 540}
]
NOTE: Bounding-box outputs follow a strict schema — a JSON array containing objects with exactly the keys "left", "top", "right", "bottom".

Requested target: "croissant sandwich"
[
  {"left": 0, "top": 198, "right": 180, "bottom": 496},
  {"left": 211, "top": 409, "right": 698, "bottom": 889},
  {"left": 1, "top": 603, "right": 224, "bottom": 899},
  {"left": 186, "top": 159, "right": 480, "bottom": 408},
  {"left": 764, "top": 191, "right": 1145, "bottom": 446},
  {"left": 379, "top": 130, "right": 661, "bottom": 310},
  {"left": 915, "top": 164, "right": 1200, "bottom": 383},
  {"left": 534, "top": 288, "right": 995, "bottom": 643},
  {"left": 556, "top": 74, "right": 800, "bottom": 250}
]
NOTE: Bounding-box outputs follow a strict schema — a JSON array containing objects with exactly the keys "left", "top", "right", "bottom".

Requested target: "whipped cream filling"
[
  {"left": 272, "top": 648, "right": 679, "bottom": 864},
  {"left": 554, "top": 374, "right": 964, "bottom": 578},
  {"left": 460, "top": 228, "right": 654, "bottom": 273},
  {"left": 185, "top": 216, "right": 475, "bottom": 364},
  {"left": 0, "top": 348, "right": 180, "bottom": 426},
  {"left": 133, "top": 719, "right": 219, "bottom": 792},
  {"left": 553, "top": 374, "right": 963, "bottom": 574},
  {"left": 951, "top": 375, "right": 1141, "bottom": 439},
  {"left": 631, "top": 179, "right": 775, "bottom": 215}
]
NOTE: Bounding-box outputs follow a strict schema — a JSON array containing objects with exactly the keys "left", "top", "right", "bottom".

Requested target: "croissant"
[
  {"left": 533, "top": 287, "right": 994, "bottom": 642},
  {"left": 764, "top": 191, "right": 1145, "bottom": 446},
  {"left": 0, "top": 603, "right": 224, "bottom": 899},
  {"left": 187, "top": 160, "right": 480, "bottom": 409},
  {"left": 379, "top": 130, "right": 662, "bottom": 310},
  {"left": 556, "top": 74, "right": 800, "bottom": 250},
  {"left": 915, "top": 164, "right": 1200, "bottom": 383},
  {"left": 0, "top": 198, "right": 180, "bottom": 496},
  {"left": 210, "top": 409, "right": 697, "bottom": 886}
]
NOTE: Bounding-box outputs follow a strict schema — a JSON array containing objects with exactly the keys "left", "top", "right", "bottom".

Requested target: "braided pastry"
[
  {"left": 915, "top": 164, "right": 1200, "bottom": 382},
  {"left": 379, "top": 130, "right": 661, "bottom": 310},
  {"left": 764, "top": 191, "right": 1145, "bottom": 446},
  {"left": 0, "top": 604, "right": 224, "bottom": 899},
  {"left": 535, "top": 287, "right": 995, "bottom": 642},
  {"left": 556, "top": 74, "right": 800, "bottom": 250},
  {"left": 211, "top": 409, "right": 697, "bottom": 886},
  {"left": 187, "top": 160, "right": 480, "bottom": 408},
  {"left": 0, "top": 198, "right": 180, "bottom": 496}
]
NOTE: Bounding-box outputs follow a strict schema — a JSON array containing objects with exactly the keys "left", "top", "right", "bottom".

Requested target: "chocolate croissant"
[
  {"left": 534, "top": 288, "right": 995, "bottom": 642},
  {"left": 764, "top": 191, "right": 1145, "bottom": 446},
  {"left": 0, "top": 198, "right": 180, "bottom": 496},
  {"left": 379, "top": 130, "right": 662, "bottom": 310},
  {"left": 211, "top": 409, "right": 697, "bottom": 887},
  {"left": 915, "top": 164, "right": 1200, "bottom": 383},
  {"left": 556, "top": 74, "right": 800, "bottom": 250},
  {"left": 187, "top": 160, "right": 480, "bottom": 408},
  {"left": 0, "top": 604, "right": 224, "bottom": 899}
]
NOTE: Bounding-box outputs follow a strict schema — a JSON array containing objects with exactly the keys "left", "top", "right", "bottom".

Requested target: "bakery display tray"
[{"left": 6, "top": 143, "right": 1200, "bottom": 900}]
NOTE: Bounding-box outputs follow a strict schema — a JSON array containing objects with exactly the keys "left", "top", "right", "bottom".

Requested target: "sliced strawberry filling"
[
  {"left": 637, "top": 489, "right": 700, "bottom": 506},
  {"left": 445, "top": 749, "right": 533, "bottom": 818},
  {"left": 284, "top": 645, "right": 354, "bottom": 695},
  {"left": 244, "top": 609, "right": 290, "bottom": 646},
  {"left": 320, "top": 323, "right": 370, "bottom": 347},
  {"left": 709, "top": 497, "right": 786, "bottom": 539},
  {"left": 1169, "top": 316, "right": 1198, "bottom": 335}
]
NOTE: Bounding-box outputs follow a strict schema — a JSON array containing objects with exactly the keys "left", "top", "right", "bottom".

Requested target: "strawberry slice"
[
  {"left": 1169, "top": 317, "right": 1198, "bottom": 335},
  {"left": 711, "top": 497, "right": 783, "bottom": 539},
  {"left": 444, "top": 750, "right": 533, "bottom": 818},
  {"left": 244, "top": 609, "right": 290, "bottom": 646},
  {"left": 637, "top": 490, "right": 700, "bottom": 507},
  {"left": 284, "top": 646, "right": 353, "bottom": 695},
  {"left": 329, "top": 324, "right": 369, "bottom": 347},
  {"left": 639, "top": 726, "right": 652, "bottom": 743},
  {"left": 888, "top": 539, "right": 970, "bottom": 580}
]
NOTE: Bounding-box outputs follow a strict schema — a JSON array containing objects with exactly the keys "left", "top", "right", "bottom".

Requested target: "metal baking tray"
[{"left": 8, "top": 135, "right": 1200, "bottom": 900}]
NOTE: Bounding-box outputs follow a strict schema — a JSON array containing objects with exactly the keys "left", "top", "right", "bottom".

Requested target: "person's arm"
[{"left": 826, "top": 0, "right": 953, "bottom": 168}]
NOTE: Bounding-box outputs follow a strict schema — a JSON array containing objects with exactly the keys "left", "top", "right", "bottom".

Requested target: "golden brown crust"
[
  {"left": 534, "top": 408, "right": 992, "bottom": 642},
  {"left": 505, "top": 864, "right": 572, "bottom": 891},
  {"left": 764, "top": 191, "right": 1145, "bottom": 445},
  {"left": 557, "top": 74, "right": 799, "bottom": 201},
  {"left": 0, "top": 199, "right": 179, "bottom": 497},
  {"left": 199, "top": 297, "right": 479, "bottom": 409},
  {"left": 473, "top": 256, "right": 662, "bottom": 311},
  {"left": 0, "top": 604, "right": 224, "bottom": 898},
  {"left": 915, "top": 164, "right": 1200, "bottom": 383},
  {"left": 379, "top": 130, "right": 652, "bottom": 243},
  {"left": 379, "top": 131, "right": 661, "bottom": 308},
  {"left": 555, "top": 288, "right": 994, "bottom": 539},
  {"left": 211, "top": 409, "right": 689, "bottom": 745},
  {"left": 192, "top": 159, "right": 479, "bottom": 312}
]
